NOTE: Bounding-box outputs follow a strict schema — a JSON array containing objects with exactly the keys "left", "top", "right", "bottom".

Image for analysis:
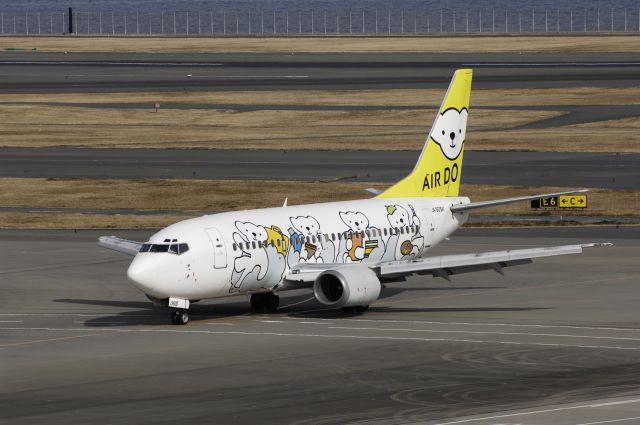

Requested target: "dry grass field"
[
  {"left": 0, "top": 178, "right": 636, "bottom": 229},
  {"left": 0, "top": 87, "right": 638, "bottom": 152},
  {"left": 2, "top": 35, "right": 640, "bottom": 54}
]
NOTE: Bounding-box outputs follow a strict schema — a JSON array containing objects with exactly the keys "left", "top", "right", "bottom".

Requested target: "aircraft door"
[
  {"left": 205, "top": 227, "right": 228, "bottom": 269},
  {"left": 421, "top": 208, "right": 434, "bottom": 249}
]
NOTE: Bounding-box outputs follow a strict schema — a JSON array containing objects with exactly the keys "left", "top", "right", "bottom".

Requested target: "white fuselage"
[{"left": 126, "top": 196, "right": 469, "bottom": 301}]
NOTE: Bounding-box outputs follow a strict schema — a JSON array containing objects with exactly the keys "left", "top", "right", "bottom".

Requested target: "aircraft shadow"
[
  {"left": 379, "top": 286, "right": 504, "bottom": 299},
  {"left": 287, "top": 306, "right": 551, "bottom": 319},
  {"left": 55, "top": 294, "right": 549, "bottom": 326},
  {"left": 54, "top": 297, "right": 254, "bottom": 327}
]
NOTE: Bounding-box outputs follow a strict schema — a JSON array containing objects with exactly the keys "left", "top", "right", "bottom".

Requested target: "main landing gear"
[
  {"left": 171, "top": 309, "right": 189, "bottom": 325},
  {"left": 341, "top": 305, "right": 369, "bottom": 314},
  {"left": 250, "top": 292, "right": 279, "bottom": 313}
]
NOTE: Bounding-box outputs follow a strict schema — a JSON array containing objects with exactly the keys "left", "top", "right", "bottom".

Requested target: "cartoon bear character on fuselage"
[
  {"left": 230, "top": 221, "right": 270, "bottom": 292},
  {"left": 339, "top": 211, "right": 367, "bottom": 262},
  {"left": 289, "top": 215, "right": 326, "bottom": 264},
  {"left": 384, "top": 205, "right": 424, "bottom": 261},
  {"left": 338, "top": 211, "right": 384, "bottom": 263}
]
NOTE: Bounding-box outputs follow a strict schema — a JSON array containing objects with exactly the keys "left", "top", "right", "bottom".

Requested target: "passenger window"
[
  {"left": 277, "top": 239, "right": 281, "bottom": 247},
  {"left": 252, "top": 241, "right": 256, "bottom": 249},
  {"left": 232, "top": 243, "right": 237, "bottom": 251},
  {"left": 331, "top": 233, "right": 336, "bottom": 241}
]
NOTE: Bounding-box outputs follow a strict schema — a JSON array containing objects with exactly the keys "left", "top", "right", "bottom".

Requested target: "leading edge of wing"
[
  {"left": 98, "top": 236, "right": 142, "bottom": 256},
  {"left": 379, "top": 243, "right": 612, "bottom": 279},
  {"left": 285, "top": 243, "right": 612, "bottom": 283}
]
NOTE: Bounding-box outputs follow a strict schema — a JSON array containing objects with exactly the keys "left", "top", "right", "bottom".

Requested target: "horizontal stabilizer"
[
  {"left": 364, "top": 188, "right": 383, "bottom": 195},
  {"left": 451, "top": 189, "right": 589, "bottom": 212},
  {"left": 98, "top": 236, "right": 142, "bottom": 256}
]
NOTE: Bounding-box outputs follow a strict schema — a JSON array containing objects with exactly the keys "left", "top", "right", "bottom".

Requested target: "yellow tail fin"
[{"left": 377, "top": 69, "right": 472, "bottom": 198}]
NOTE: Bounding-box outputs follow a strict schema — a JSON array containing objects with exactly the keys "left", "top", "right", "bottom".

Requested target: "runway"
[
  {"left": 2, "top": 147, "right": 637, "bottom": 189},
  {"left": 2, "top": 227, "right": 639, "bottom": 424},
  {"left": 2, "top": 51, "right": 640, "bottom": 92}
]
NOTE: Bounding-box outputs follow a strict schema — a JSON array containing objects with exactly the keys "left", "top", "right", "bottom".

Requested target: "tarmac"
[
  {"left": 1, "top": 51, "right": 640, "bottom": 92},
  {"left": 1, "top": 226, "right": 640, "bottom": 424},
  {"left": 2, "top": 49, "right": 640, "bottom": 424},
  {"left": 2, "top": 148, "right": 638, "bottom": 189}
]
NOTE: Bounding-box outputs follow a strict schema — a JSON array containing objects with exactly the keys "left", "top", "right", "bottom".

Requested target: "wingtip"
[{"left": 581, "top": 242, "right": 614, "bottom": 248}]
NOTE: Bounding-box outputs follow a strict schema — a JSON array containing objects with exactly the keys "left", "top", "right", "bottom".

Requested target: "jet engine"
[{"left": 313, "top": 266, "right": 381, "bottom": 308}]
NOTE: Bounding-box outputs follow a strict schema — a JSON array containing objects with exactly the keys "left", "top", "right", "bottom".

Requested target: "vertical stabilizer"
[{"left": 378, "top": 69, "right": 472, "bottom": 198}]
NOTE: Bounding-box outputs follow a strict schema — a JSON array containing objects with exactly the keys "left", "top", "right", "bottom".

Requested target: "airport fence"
[{"left": 2, "top": 8, "right": 640, "bottom": 36}]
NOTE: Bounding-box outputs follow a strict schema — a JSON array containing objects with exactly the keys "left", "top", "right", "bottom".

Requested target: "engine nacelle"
[{"left": 313, "top": 266, "right": 381, "bottom": 308}]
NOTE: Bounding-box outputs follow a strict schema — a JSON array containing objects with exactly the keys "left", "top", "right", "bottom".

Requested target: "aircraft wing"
[
  {"left": 285, "top": 243, "right": 611, "bottom": 283},
  {"left": 451, "top": 189, "right": 588, "bottom": 212},
  {"left": 98, "top": 236, "right": 142, "bottom": 256}
]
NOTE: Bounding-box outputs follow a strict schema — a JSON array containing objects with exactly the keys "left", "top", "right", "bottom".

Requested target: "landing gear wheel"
[
  {"left": 171, "top": 309, "right": 189, "bottom": 325},
  {"left": 250, "top": 292, "right": 279, "bottom": 313},
  {"left": 266, "top": 292, "right": 279, "bottom": 312}
]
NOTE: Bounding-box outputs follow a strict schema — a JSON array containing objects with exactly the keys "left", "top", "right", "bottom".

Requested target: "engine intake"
[{"left": 313, "top": 266, "right": 381, "bottom": 308}]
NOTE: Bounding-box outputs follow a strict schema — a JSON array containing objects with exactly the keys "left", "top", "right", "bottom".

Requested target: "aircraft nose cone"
[{"left": 127, "top": 256, "right": 158, "bottom": 295}]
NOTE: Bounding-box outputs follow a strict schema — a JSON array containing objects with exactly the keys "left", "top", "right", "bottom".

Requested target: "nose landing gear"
[
  {"left": 250, "top": 292, "right": 279, "bottom": 313},
  {"left": 171, "top": 309, "right": 189, "bottom": 325}
]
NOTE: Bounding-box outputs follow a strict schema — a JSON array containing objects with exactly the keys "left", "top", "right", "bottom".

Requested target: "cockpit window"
[
  {"left": 140, "top": 243, "right": 189, "bottom": 255},
  {"left": 149, "top": 244, "right": 169, "bottom": 253}
]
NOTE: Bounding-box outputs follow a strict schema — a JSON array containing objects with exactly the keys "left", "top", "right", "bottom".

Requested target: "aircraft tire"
[
  {"left": 171, "top": 309, "right": 189, "bottom": 325},
  {"left": 250, "top": 293, "right": 265, "bottom": 312},
  {"left": 266, "top": 293, "right": 279, "bottom": 312},
  {"left": 250, "top": 293, "right": 279, "bottom": 313},
  {"left": 341, "top": 305, "right": 369, "bottom": 314}
]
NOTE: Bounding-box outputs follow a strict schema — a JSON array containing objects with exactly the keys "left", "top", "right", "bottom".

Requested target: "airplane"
[{"left": 98, "top": 69, "right": 609, "bottom": 325}]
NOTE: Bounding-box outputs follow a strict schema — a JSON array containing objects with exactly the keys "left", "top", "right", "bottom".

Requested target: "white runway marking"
[
  {"left": 385, "top": 276, "right": 633, "bottom": 305},
  {"left": 430, "top": 398, "right": 640, "bottom": 424},
  {"left": 341, "top": 318, "right": 640, "bottom": 332},
  {"left": 574, "top": 417, "right": 640, "bottom": 425},
  {"left": 0, "top": 61, "right": 224, "bottom": 67},
  {"left": 2, "top": 327, "right": 640, "bottom": 351},
  {"left": 329, "top": 326, "right": 640, "bottom": 342}
]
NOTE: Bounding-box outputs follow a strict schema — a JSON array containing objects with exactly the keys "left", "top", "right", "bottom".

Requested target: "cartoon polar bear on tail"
[{"left": 430, "top": 107, "right": 468, "bottom": 161}]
